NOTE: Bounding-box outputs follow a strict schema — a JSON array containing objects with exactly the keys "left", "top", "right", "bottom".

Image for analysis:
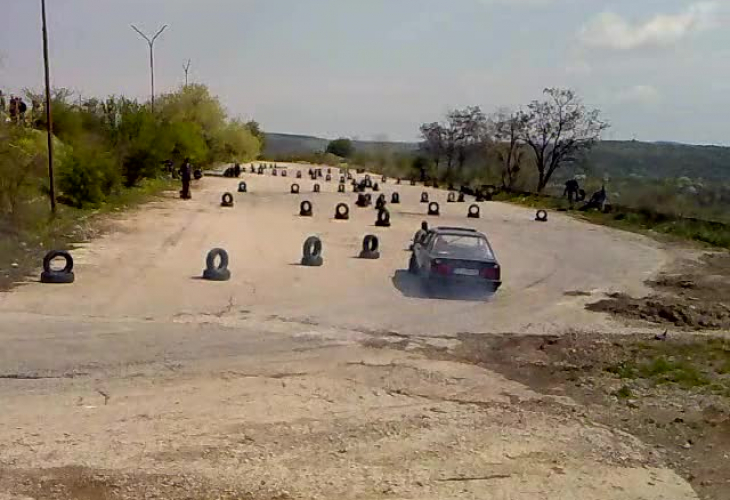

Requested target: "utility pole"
[
  {"left": 183, "top": 59, "right": 191, "bottom": 87},
  {"left": 131, "top": 24, "right": 167, "bottom": 112},
  {"left": 40, "top": 0, "right": 56, "bottom": 214}
]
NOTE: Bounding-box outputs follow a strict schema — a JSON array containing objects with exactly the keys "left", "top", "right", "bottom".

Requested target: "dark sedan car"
[{"left": 408, "top": 226, "right": 502, "bottom": 293}]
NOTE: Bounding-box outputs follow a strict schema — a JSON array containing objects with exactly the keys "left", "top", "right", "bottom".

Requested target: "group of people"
[{"left": 0, "top": 91, "right": 31, "bottom": 125}]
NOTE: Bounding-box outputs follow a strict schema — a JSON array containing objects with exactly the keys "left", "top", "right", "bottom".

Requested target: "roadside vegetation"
[{"left": 0, "top": 84, "right": 262, "bottom": 286}]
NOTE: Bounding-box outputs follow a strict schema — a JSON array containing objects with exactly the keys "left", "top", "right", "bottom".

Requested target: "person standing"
[{"left": 179, "top": 159, "right": 192, "bottom": 200}]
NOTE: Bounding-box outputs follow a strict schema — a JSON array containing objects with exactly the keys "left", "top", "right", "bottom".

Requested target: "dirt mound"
[
  {"left": 587, "top": 253, "right": 730, "bottom": 330},
  {"left": 587, "top": 293, "right": 730, "bottom": 330}
]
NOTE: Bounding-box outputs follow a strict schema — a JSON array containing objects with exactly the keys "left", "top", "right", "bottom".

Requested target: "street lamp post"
[
  {"left": 40, "top": 0, "right": 56, "bottom": 214},
  {"left": 131, "top": 24, "right": 167, "bottom": 112}
]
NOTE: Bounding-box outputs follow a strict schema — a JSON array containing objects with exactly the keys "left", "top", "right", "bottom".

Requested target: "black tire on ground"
[
  {"left": 282, "top": 170, "right": 288, "bottom": 177},
  {"left": 447, "top": 192, "right": 456, "bottom": 203},
  {"left": 397, "top": 178, "right": 402, "bottom": 184},
  {"left": 41, "top": 270, "right": 75, "bottom": 284},
  {"left": 364, "top": 194, "right": 372, "bottom": 205},
  {"left": 296, "top": 171, "right": 302, "bottom": 179},
  {"left": 381, "top": 176, "right": 387, "bottom": 183},
  {"left": 420, "top": 192, "right": 429, "bottom": 203},
  {"left": 193, "top": 169, "right": 203, "bottom": 180},
  {"left": 359, "top": 235, "right": 380, "bottom": 259},
  {"left": 221, "top": 193, "right": 234, "bottom": 207},
  {"left": 43, "top": 250, "right": 74, "bottom": 274},
  {"left": 314, "top": 184, "right": 321, "bottom": 193},
  {"left": 356, "top": 194, "right": 368, "bottom": 207},
  {"left": 335, "top": 203, "right": 350, "bottom": 220},
  {"left": 373, "top": 183, "right": 380, "bottom": 192},
  {"left": 301, "top": 236, "right": 324, "bottom": 266},
  {"left": 300, "top": 200, "right": 313, "bottom": 217},
  {"left": 203, "top": 248, "right": 231, "bottom": 282},
  {"left": 375, "top": 194, "right": 386, "bottom": 211},
  {"left": 258, "top": 167, "right": 264, "bottom": 175},
  {"left": 338, "top": 183, "right": 346, "bottom": 193},
  {"left": 291, "top": 183, "right": 300, "bottom": 194},
  {"left": 272, "top": 169, "right": 278, "bottom": 176},
  {"left": 375, "top": 208, "right": 391, "bottom": 227},
  {"left": 468, "top": 204, "right": 480, "bottom": 218},
  {"left": 536, "top": 210, "right": 548, "bottom": 222},
  {"left": 457, "top": 193, "right": 465, "bottom": 203},
  {"left": 238, "top": 181, "right": 247, "bottom": 193},
  {"left": 391, "top": 192, "right": 400, "bottom": 204},
  {"left": 428, "top": 202, "right": 440, "bottom": 216}
]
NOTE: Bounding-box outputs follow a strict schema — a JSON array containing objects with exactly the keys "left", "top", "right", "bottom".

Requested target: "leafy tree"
[
  {"left": 518, "top": 88, "right": 609, "bottom": 192},
  {"left": 326, "top": 138, "right": 354, "bottom": 158}
]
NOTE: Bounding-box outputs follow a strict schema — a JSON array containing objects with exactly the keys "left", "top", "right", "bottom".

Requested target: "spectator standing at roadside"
[
  {"left": 0, "top": 91, "right": 6, "bottom": 116},
  {"left": 179, "top": 158, "right": 193, "bottom": 200},
  {"left": 17, "top": 97, "right": 27, "bottom": 124},
  {"left": 8, "top": 96, "right": 18, "bottom": 123}
]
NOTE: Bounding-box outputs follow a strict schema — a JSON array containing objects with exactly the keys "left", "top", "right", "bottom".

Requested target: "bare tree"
[
  {"left": 492, "top": 109, "right": 525, "bottom": 191},
  {"left": 448, "top": 106, "right": 488, "bottom": 173},
  {"left": 419, "top": 122, "right": 445, "bottom": 171},
  {"left": 518, "top": 88, "right": 609, "bottom": 193}
]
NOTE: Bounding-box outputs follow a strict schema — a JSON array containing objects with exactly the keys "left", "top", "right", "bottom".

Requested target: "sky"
[{"left": 1, "top": 0, "right": 729, "bottom": 144}]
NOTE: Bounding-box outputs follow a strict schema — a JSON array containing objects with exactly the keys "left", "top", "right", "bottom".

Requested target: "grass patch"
[
  {"left": 612, "top": 385, "right": 634, "bottom": 399},
  {"left": 604, "top": 337, "right": 730, "bottom": 393}
]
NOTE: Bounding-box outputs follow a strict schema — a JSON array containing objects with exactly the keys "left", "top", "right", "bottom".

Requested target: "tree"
[
  {"left": 518, "top": 88, "right": 609, "bottom": 193},
  {"left": 492, "top": 109, "right": 525, "bottom": 191},
  {"left": 419, "top": 122, "right": 445, "bottom": 172},
  {"left": 420, "top": 107, "right": 488, "bottom": 182},
  {"left": 326, "top": 138, "right": 354, "bottom": 158}
]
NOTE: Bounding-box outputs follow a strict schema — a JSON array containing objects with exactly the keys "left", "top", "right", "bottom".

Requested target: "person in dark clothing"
[
  {"left": 564, "top": 178, "right": 581, "bottom": 204},
  {"left": 179, "top": 159, "right": 193, "bottom": 200},
  {"left": 17, "top": 98, "right": 27, "bottom": 123},
  {"left": 234, "top": 162, "right": 241, "bottom": 177}
]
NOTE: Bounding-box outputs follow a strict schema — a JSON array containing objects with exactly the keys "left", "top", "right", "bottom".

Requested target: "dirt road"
[{"left": 0, "top": 165, "right": 698, "bottom": 499}]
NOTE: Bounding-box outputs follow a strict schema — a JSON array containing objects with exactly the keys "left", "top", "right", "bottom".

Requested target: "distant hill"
[
  {"left": 265, "top": 133, "right": 730, "bottom": 182},
  {"left": 264, "top": 133, "right": 418, "bottom": 157}
]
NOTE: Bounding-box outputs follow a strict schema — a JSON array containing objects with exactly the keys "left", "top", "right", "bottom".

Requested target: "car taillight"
[
  {"left": 431, "top": 260, "right": 451, "bottom": 276},
  {"left": 481, "top": 265, "right": 500, "bottom": 280}
]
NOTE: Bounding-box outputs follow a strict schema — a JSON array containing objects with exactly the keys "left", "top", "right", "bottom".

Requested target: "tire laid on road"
[
  {"left": 420, "top": 192, "right": 429, "bottom": 203},
  {"left": 238, "top": 181, "right": 247, "bottom": 193},
  {"left": 300, "top": 200, "right": 313, "bottom": 217},
  {"left": 359, "top": 235, "right": 380, "bottom": 259},
  {"left": 391, "top": 192, "right": 400, "bottom": 204},
  {"left": 301, "top": 236, "right": 323, "bottom": 267},
  {"left": 296, "top": 171, "right": 302, "bottom": 179},
  {"left": 313, "top": 183, "right": 321, "bottom": 193},
  {"left": 338, "top": 183, "right": 346, "bottom": 193},
  {"left": 375, "top": 194, "right": 386, "bottom": 211},
  {"left": 468, "top": 204, "right": 481, "bottom": 219},
  {"left": 193, "top": 169, "right": 203, "bottom": 180},
  {"left": 335, "top": 203, "right": 350, "bottom": 220},
  {"left": 536, "top": 210, "right": 548, "bottom": 222},
  {"left": 457, "top": 192, "right": 465, "bottom": 203},
  {"left": 372, "top": 182, "right": 380, "bottom": 192},
  {"left": 203, "top": 248, "right": 231, "bottom": 281},
  {"left": 447, "top": 192, "right": 456, "bottom": 203},
  {"left": 221, "top": 193, "right": 234, "bottom": 207},
  {"left": 291, "top": 183, "right": 300, "bottom": 194},
  {"left": 375, "top": 208, "right": 391, "bottom": 227},
  {"left": 356, "top": 194, "right": 368, "bottom": 207},
  {"left": 40, "top": 250, "right": 75, "bottom": 284},
  {"left": 428, "top": 202, "right": 440, "bottom": 216}
]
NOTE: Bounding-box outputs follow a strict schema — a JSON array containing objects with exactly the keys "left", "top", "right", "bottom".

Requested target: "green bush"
[{"left": 59, "top": 145, "right": 120, "bottom": 208}]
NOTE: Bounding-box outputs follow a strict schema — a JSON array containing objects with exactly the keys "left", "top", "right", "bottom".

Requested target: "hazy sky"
[{"left": 1, "top": 0, "right": 729, "bottom": 144}]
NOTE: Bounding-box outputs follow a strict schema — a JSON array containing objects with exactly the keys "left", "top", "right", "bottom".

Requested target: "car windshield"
[{"left": 430, "top": 234, "right": 494, "bottom": 260}]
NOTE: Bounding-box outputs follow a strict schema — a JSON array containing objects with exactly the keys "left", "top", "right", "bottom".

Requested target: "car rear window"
[{"left": 430, "top": 234, "right": 494, "bottom": 260}]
